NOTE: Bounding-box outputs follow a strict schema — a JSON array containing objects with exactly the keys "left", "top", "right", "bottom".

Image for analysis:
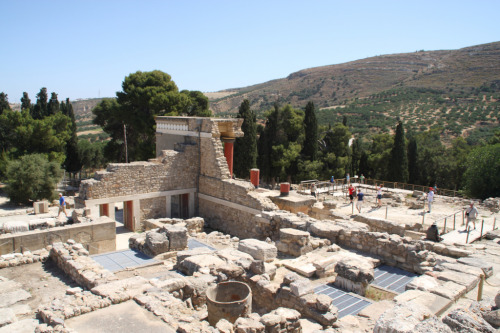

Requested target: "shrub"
[{"left": 5, "top": 154, "right": 62, "bottom": 204}]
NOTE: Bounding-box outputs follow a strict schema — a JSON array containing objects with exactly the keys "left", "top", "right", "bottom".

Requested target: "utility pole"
[{"left": 123, "top": 123, "right": 128, "bottom": 163}]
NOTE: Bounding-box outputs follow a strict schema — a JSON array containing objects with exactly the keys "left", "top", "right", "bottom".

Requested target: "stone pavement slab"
[
  {"left": 0, "top": 319, "right": 39, "bottom": 333},
  {"left": 65, "top": 300, "right": 175, "bottom": 333}
]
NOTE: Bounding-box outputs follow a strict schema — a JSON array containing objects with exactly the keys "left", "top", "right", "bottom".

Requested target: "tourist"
[
  {"left": 58, "top": 193, "right": 68, "bottom": 217},
  {"left": 346, "top": 173, "right": 350, "bottom": 185},
  {"left": 311, "top": 182, "right": 317, "bottom": 198},
  {"left": 376, "top": 184, "right": 382, "bottom": 208},
  {"left": 330, "top": 175, "right": 335, "bottom": 191},
  {"left": 427, "top": 187, "right": 434, "bottom": 213},
  {"left": 426, "top": 222, "right": 443, "bottom": 242},
  {"left": 465, "top": 201, "right": 479, "bottom": 229},
  {"left": 348, "top": 184, "right": 355, "bottom": 203},
  {"left": 356, "top": 188, "right": 364, "bottom": 213},
  {"left": 360, "top": 174, "right": 365, "bottom": 184}
]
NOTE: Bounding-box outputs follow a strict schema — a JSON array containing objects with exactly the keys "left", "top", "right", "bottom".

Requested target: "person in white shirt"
[
  {"left": 465, "top": 202, "right": 479, "bottom": 229},
  {"left": 427, "top": 188, "right": 434, "bottom": 213}
]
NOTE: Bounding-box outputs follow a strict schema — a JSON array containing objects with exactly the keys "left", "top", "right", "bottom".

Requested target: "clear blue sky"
[{"left": 2, "top": 0, "right": 499, "bottom": 102}]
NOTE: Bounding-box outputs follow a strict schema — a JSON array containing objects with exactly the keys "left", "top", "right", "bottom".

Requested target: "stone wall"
[
  {"left": 139, "top": 197, "right": 167, "bottom": 223},
  {"left": 199, "top": 176, "right": 278, "bottom": 239},
  {"left": 0, "top": 217, "right": 116, "bottom": 255},
  {"left": 354, "top": 214, "right": 422, "bottom": 236},
  {"left": 256, "top": 211, "right": 474, "bottom": 274},
  {"left": 78, "top": 147, "right": 199, "bottom": 200},
  {"left": 49, "top": 240, "right": 118, "bottom": 289}
]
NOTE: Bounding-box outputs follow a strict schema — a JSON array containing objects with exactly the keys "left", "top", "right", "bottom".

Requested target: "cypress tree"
[
  {"left": 234, "top": 99, "right": 257, "bottom": 179},
  {"left": 32, "top": 87, "right": 48, "bottom": 119},
  {"left": 63, "top": 98, "right": 82, "bottom": 174},
  {"left": 407, "top": 137, "right": 419, "bottom": 184},
  {"left": 47, "top": 92, "right": 59, "bottom": 116},
  {"left": 389, "top": 121, "right": 409, "bottom": 182},
  {"left": 20, "top": 92, "right": 31, "bottom": 111},
  {"left": 302, "top": 101, "right": 318, "bottom": 161},
  {"left": 0, "top": 92, "right": 10, "bottom": 114}
]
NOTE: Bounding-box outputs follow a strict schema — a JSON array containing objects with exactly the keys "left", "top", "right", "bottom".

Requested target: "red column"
[
  {"left": 223, "top": 138, "right": 235, "bottom": 178},
  {"left": 250, "top": 169, "right": 260, "bottom": 188}
]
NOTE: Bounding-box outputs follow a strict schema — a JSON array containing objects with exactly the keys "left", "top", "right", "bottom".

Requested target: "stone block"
[
  {"left": 91, "top": 219, "right": 116, "bottom": 242},
  {"left": 145, "top": 232, "right": 169, "bottom": 255},
  {"left": 290, "top": 279, "right": 313, "bottom": 297},
  {"left": 374, "top": 302, "right": 432, "bottom": 333},
  {"left": 394, "top": 290, "right": 452, "bottom": 316},
  {"left": 33, "top": 201, "right": 49, "bottom": 214},
  {"left": 279, "top": 228, "right": 310, "bottom": 245},
  {"left": 0, "top": 236, "right": 13, "bottom": 255},
  {"left": 238, "top": 239, "right": 277, "bottom": 262},
  {"left": 178, "top": 254, "right": 225, "bottom": 276},
  {"left": 163, "top": 224, "right": 188, "bottom": 251},
  {"left": 433, "top": 270, "right": 480, "bottom": 292},
  {"left": 457, "top": 256, "right": 494, "bottom": 278}
]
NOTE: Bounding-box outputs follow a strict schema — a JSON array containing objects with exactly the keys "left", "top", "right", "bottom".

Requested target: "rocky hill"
[{"left": 208, "top": 41, "right": 500, "bottom": 116}]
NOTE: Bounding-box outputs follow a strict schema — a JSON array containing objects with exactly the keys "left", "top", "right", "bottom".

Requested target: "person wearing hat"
[
  {"left": 426, "top": 222, "right": 442, "bottom": 242},
  {"left": 58, "top": 193, "right": 68, "bottom": 217},
  {"left": 427, "top": 187, "right": 434, "bottom": 213},
  {"left": 465, "top": 201, "right": 479, "bottom": 229}
]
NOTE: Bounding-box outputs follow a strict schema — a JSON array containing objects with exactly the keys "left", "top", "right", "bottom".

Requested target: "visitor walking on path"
[
  {"left": 466, "top": 201, "right": 479, "bottom": 229},
  {"left": 376, "top": 184, "right": 382, "bottom": 207},
  {"left": 346, "top": 173, "right": 350, "bottom": 185},
  {"left": 330, "top": 176, "right": 335, "bottom": 191},
  {"left": 427, "top": 187, "right": 434, "bottom": 213},
  {"left": 360, "top": 174, "right": 365, "bottom": 184},
  {"left": 356, "top": 189, "right": 364, "bottom": 213},
  {"left": 311, "top": 183, "right": 317, "bottom": 198},
  {"left": 348, "top": 184, "right": 355, "bottom": 203},
  {"left": 58, "top": 193, "right": 68, "bottom": 217}
]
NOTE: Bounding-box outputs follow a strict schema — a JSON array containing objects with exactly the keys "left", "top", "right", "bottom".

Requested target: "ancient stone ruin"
[{"left": 1, "top": 116, "right": 500, "bottom": 332}]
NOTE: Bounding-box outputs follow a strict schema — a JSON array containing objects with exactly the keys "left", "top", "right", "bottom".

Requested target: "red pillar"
[
  {"left": 250, "top": 169, "right": 260, "bottom": 188},
  {"left": 223, "top": 138, "right": 235, "bottom": 177}
]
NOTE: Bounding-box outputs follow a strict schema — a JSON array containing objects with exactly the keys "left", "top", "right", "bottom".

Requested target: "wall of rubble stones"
[
  {"left": 256, "top": 210, "right": 473, "bottom": 274},
  {"left": 78, "top": 147, "right": 199, "bottom": 200},
  {"left": 199, "top": 178, "right": 278, "bottom": 239}
]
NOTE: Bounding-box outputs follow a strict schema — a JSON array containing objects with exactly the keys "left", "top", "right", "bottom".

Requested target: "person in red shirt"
[{"left": 348, "top": 184, "right": 355, "bottom": 203}]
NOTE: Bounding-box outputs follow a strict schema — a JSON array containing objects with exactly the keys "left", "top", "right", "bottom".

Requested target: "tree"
[
  {"left": 180, "top": 90, "right": 212, "bottom": 117},
  {"left": 407, "top": 137, "right": 419, "bottom": 184},
  {"left": 32, "top": 87, "right": 48, "bottom": 119},
  {"left": 62, "top": 98, "right": 82, "bottom": 174},
  {"left": 94, "top": 70, "right": 210, "bottom": 162},
  {"left": 302, "top": 101, "right": 318, "bottom": 161},
  {"left": 463, "top": 144, "right": 500, "bottom": 199},
  {"left": 0, "top": 92, "right": 10, "bottom": 114},
  {"left": 234, "top": 99, "right": 257, "bottom": 178},
  {"left": 47, "top": 92, "right": 60, "bottom": 116},
  {"left": 20, "top": 92, "right": 31, "bottom": 111},
  {"left": 5, "top": 154, "right": 62, "bottom": 204},
  {"left": 320, "top": 123, "right": 351, "bottom": 178},
  {"left": 388, "top": 121, "right": 408, "bottom": 182}
]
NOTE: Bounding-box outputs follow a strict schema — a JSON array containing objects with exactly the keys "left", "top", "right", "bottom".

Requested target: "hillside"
[{"left": 208, "top": 41, "right": 500, "bottom": 116}]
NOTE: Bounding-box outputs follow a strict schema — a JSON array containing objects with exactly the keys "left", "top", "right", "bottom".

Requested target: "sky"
[{"left": 1, "top": 0, "right": 499, "bottom": 102}]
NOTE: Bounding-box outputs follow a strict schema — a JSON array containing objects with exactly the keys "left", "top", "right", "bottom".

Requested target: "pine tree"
[
  {"left": 20, "top": 92, "right": 31, "bottom": 111},
  {"left": 389, "top": 121, "right": 409, "bottom": 182},
  {"left": 234, "top": 99, "right": 257, "bottom": 179},
  {"left": 302, "top": 101, "right": 318, "bottom": 161}
]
